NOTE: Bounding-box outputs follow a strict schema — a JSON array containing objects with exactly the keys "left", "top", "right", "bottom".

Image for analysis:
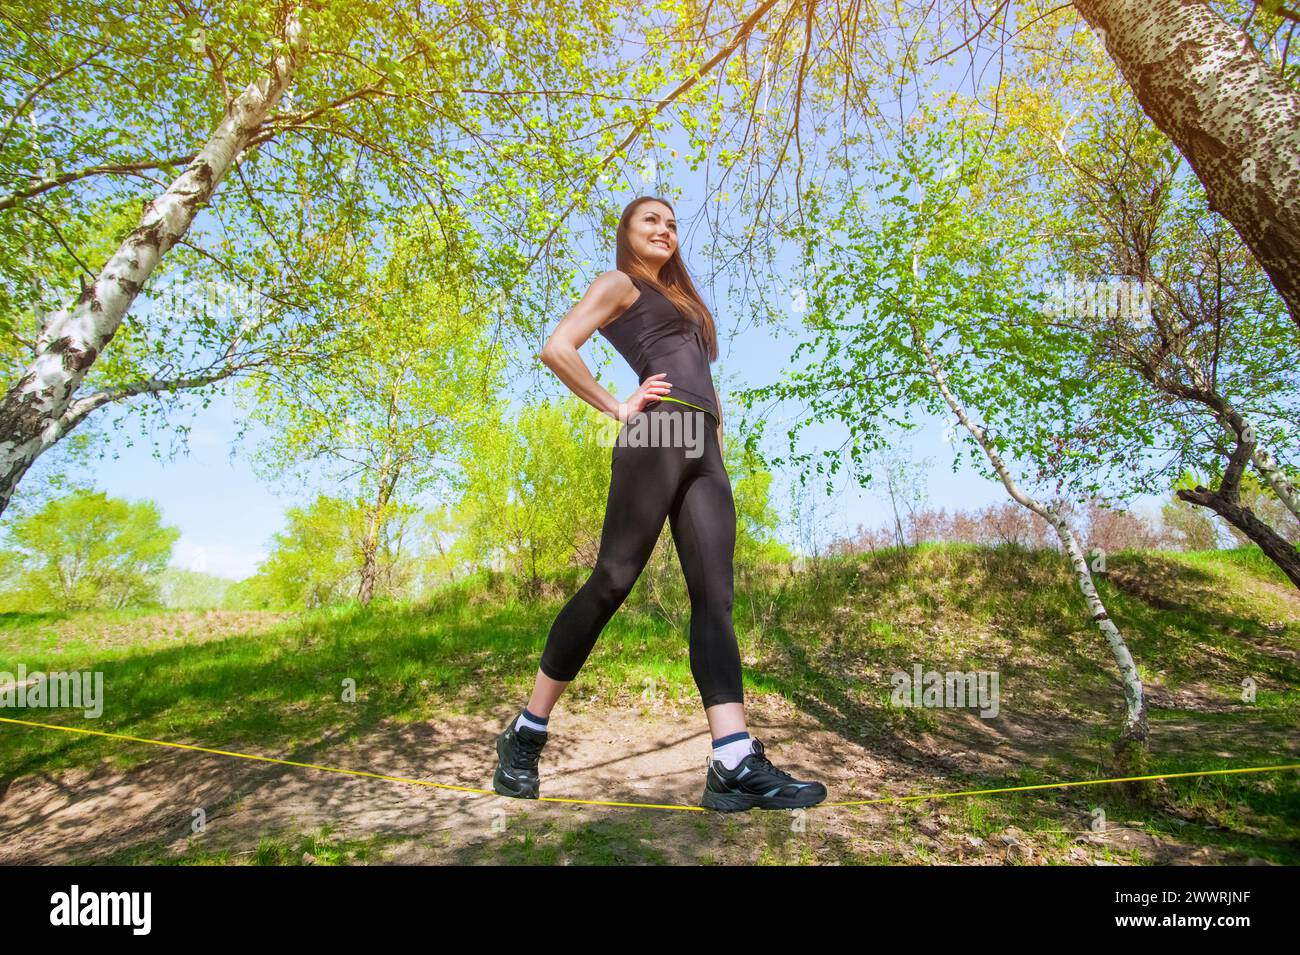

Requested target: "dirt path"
[{"left": 0, "top": 695, "right": 1281, "bottom": 865}]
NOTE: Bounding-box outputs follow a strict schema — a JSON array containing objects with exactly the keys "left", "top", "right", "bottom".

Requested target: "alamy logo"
[
  {"left": 599, "top": 408, "right": 710, "bottom": 458},
  {"left": 1044, "top": 277, "right": 1154, "bottom": 325},
  {"left": 890, "top": 664, "right": 999, "bottom": 718},
  {"left": 49, "top": 885, "right": 151, "bottom": 935},
  {"left": 0, "top": 665, "right": 104, "bottom": 718}
]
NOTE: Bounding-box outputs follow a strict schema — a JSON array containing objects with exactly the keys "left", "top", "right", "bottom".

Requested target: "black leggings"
[{"left": 539, "top": 402, "right": 744, "bottom": 708}]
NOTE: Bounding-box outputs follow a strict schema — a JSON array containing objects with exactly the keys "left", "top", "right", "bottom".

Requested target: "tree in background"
[
  {"left": 0, "top": 487, "right": 179, "bottom": 610},
  {"left": 449, "top": 393, "right": 790, "bottom": 603},
  {"left": 0, "top": 0, "right": 641, "bottom": 518},
  {"left": 0, "top": 544, "right": 19, "bottom": 598},
  {"left": 1081, "top": 500, "right": 1166, "bottom": 554},
  {"left": 1161, "top": 490, "right": 1223, "bottom": 552},
  {"left": 157, "top": 567, "right": 236, "bottom": 609},
  {"left": 1180, "top": 469, "right": 1300, "bottom": 550},
  {"left": 868, "top": 443, "right": 931, "bottom": 549},
  {"left": 220, "top": 570, "right": 281, "bottom": 612},
  {"left": 401, "top": 504, "right": 468, "bottom": 596},
  {"left": 450, "top": 398, "right": 618, "bottom": 600},
  {"left": 225, "top": 492, "right": 419, "bottom": 610},
  {"left": 835, "top": 500, "right": 1078, "bottom": 553},
  {"left": 238, "top": 219, "right": 504, "bottom": 606},
  {"left": 729, "top": 437, "right": 791, "bottom": 568}
]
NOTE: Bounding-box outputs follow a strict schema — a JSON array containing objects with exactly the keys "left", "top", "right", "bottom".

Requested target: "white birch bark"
[
  {"left": 1182, "top": 358, "right": 1300, "bottom": 525},
  {"left": 1251, "top": 444, "right": 1300, "bottom": 524},
  {"left": 1073, "top": 0, "right": 1300, "bottom": 328},
  {"left": 0, "top": 5, "right": 309, "bottom": 516}
]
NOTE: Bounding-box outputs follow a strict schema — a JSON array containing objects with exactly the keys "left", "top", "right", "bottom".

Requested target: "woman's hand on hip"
[{"left": 618, "top": 373, "right": 673, "bottom": 420}]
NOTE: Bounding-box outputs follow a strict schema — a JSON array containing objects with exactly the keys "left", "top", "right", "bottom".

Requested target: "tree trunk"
[
  {"left": 1252, "top": 445, "right": 1300, "bottom": 525},
  {"left": 1072, "top": 0, "right": 1300, "bottom": 330},
  {"left": 358, "top": 523, "right": 380, "bottom": 607},
  {"left": 1178, "top": 485, "right": 1300, "bottom": 589},
  {"left": 358, "top": 455, "right": 398, "bottom": 608},
  {"left": 0, "top": 5, "right": 308, "bottom": 517}
]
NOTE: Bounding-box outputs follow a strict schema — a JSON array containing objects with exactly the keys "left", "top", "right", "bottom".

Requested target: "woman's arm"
[{"left": 538, "top": 271, "right": 641, "bottom": 420}]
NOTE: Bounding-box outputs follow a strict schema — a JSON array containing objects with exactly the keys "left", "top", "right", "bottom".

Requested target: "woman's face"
[{"left": 628, "top": 201, "right": 677, "bottom": 268}]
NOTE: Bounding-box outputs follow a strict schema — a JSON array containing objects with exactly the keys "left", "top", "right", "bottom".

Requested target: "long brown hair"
[{"left": 614, "top": 196, "right": 718, "bottom": 362}]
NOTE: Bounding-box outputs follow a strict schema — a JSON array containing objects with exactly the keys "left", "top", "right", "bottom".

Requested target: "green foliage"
[
  {"left": 449, "top": 397, "right": 617, "bottom": 596},
  {"left": 221, "top": 573, "right": 285, "bottom": 612},
  {"left": 234, "top": 217, "right": 508, "bottom": 603},
  {"left": 448, "top": 396, "right": 791, "bottom": 599},
  {"left": 1, "top": 0, "right": 647, "bottom": 513},
  {"left": 1165, "top": 469, "right": 1300, "bottom": 547},
  {"left": 157, "top": 567, "right": 236, "bottom": 609},
  {"left": 227, "top": 494, "right": 395, "bottom": 610},
  {"left": 0, "top": 488, "right": 180, "bottom": 610},
  {"left": 747, "top": 116, "right": 1086, "bottom": 508},
  {"left": 728, "top": 437, "right": 792, "bottom": 567},
  {"left": 1160, "top": 494, "right": 1221, "bottom": 551},
  {"left": 955, "top": 18, "right": 1299, "bottom": 509}
]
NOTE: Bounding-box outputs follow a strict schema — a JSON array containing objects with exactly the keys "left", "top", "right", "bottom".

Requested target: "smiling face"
[{"left": 628, "top": 200, "right": 677, "bottom": 270}]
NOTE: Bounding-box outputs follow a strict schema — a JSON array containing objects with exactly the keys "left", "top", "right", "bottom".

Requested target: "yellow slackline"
[{"left": 1, "top": 715, "right": 1297, "bottom": 814}]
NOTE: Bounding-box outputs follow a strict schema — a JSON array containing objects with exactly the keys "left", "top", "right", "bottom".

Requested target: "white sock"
[
  {"left": 514, "top": 707, "right": 549, "bottom": 734},
  {"left": 712, "top": 733, "right": 755, "bottom": 771}
]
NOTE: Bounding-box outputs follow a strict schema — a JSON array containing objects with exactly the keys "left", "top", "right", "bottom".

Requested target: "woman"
[{"left": 492, "top": 196, "right": 827, "bottom": 812}]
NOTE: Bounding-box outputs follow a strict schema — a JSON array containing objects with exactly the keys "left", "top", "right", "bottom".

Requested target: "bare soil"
[{"left": 2, "top": 690, "right": 1284, "bottom": 866}]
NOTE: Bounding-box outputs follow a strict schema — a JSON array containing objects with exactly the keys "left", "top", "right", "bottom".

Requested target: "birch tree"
[
  {"left": 0, "top": 0, "right": 688, "bottom": 517},
  {"left": 919, "top": 1, "right": 1300, "bottom": 328},
  {"left": 747, "top": 126, "right": 1150, "bottom": 757},
  {"left": 905, "top": 293, "right": 1148, "bottom": 754},
  {"left": 0, "top": 0, "right": 313, "bottom": 514}
]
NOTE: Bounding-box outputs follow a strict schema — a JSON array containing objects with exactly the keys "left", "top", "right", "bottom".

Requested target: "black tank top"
[{"left": 598, "top": 274, "right": 720, "bottom": 425}]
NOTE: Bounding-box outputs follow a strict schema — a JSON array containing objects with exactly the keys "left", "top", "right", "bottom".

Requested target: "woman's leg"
[
  {"left": 705, "top": 701, "right": 747, "bottom": 739},
  {"left": 535, "top": 417, "right": 682, "bottom": 686},
  {"left": 525, "top": 669, "right": 569, "bottom": 718},
  {"left": 668, "top": 418, "right": 746, "bottom": 729}
]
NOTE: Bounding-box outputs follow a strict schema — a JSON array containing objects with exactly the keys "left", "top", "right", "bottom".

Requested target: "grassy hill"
[{"left": 1, "top": 544, "right": 1296, "bottom": 865}]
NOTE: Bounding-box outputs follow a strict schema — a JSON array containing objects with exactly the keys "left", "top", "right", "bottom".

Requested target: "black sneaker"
[
  {"left": 493, "top": 713, "right": 548, "bottom": 799},
  {"left": 701, "top": 737, "right": 827, "bottom": 812}
]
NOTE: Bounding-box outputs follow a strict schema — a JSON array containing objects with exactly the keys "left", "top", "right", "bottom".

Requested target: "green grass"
[{"left": 3, "top": 545, "right": 1298, "bottom": 863}]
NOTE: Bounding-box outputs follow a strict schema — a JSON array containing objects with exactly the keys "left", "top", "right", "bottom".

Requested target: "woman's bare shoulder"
[
  {"left": 585, "top": 270, "right": 641, "bottom": 319},
  {"left": 589, "top": 269, "right": 639, "bottom": 297}
]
